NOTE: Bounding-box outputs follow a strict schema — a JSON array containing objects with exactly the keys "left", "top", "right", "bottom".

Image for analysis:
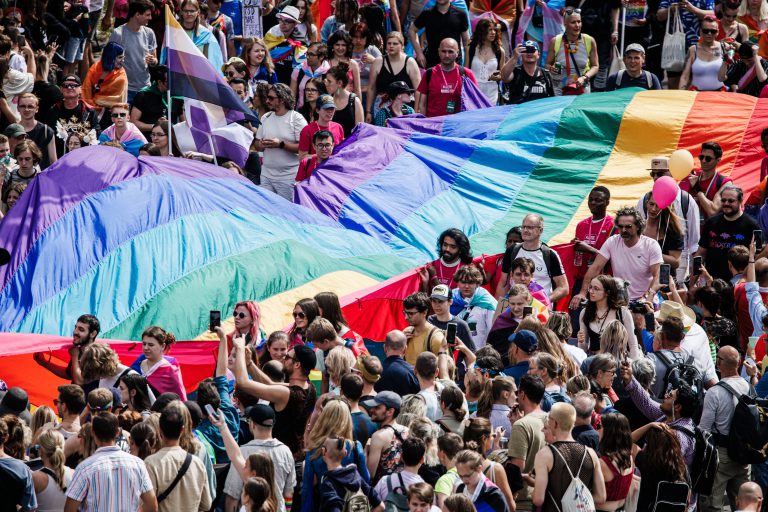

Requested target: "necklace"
[{"left": 595, "top": 308, "right": 609, "bottom": 322}]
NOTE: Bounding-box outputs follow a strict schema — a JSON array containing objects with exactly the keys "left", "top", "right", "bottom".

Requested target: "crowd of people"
[{"left": 4, "top": 0, "right": 768, "bottom": 511}]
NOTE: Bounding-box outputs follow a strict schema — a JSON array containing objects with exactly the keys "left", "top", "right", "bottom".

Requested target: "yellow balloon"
[{"left": 669, "top": 149, "right": 694, "bottom": 181}]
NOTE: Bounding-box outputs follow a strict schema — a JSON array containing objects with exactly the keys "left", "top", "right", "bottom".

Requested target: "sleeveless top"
[
  {"left": 376, "top": 54, "right": 413, "bottom": 94},
  {"left": 374, "top": 424, "right": 406, "bottom": 482},
  {"left": 332, "top": 92, "right": 358, "bottom": 137},
  {"left": 470, "top": 53, "right": 499, "bottom": 105},
  {"left": 36, "top": 467, "right": 74, "bottom": 512},
  {"left": 586, "top": 307, "right": 623, "bottom": 352},
  {"left": 552, "top": 35, "right": 591, "bottom": 94},
  {"left": 274, "top": 383, "right": 317, "bottom": 462},
  {"left": 541, "top": 441, "right": 595, "bottom": 512},
  {"left": 601, "top": 455, "right": 633, "bottom": 501},
  {"left": 691, "top": 45, "right": 725, "bottom": 91}
]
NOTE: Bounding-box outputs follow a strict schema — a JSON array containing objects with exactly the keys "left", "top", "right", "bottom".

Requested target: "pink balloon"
[{"left": 652, "top": 176, "right": 679, "bottom": 210}]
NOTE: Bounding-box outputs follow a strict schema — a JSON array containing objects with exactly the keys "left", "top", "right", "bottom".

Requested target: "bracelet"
[{"left": 750, "top": 260, "right": 756, "bottom": 263}]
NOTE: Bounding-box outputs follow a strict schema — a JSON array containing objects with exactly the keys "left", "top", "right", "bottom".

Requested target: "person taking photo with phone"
[
  {"left": 427, "top": 284, "right": 476, "bottom": 385},
  {"left": 500, "top": 40, "right": 555, "bottom": 104}
]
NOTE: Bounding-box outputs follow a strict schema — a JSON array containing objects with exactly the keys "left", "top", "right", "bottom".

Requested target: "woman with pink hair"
[{"left": 228, "top": 301, "right": 267, "bottom": 351}]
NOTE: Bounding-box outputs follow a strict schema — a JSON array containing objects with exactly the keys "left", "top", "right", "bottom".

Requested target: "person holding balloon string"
[
  {"left": 636, "top": 154, "right": 701, "bottom": 284},
  {"left": 679, "top": 142, "right": 732, "bottom": 221}
]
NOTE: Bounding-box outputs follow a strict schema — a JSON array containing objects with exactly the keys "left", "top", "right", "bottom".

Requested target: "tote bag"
[{"left": 662, "top": 8, "right": 686, "bottom": 72}]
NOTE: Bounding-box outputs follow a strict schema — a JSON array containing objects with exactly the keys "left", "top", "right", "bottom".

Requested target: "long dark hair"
[
  {"left": 438, "top": 228, "right": 473, "bottom": 264},
  {"left": 314, "top": 291, "right": 349, "bottom": 333},
  {"left": 122, "top": 374, "right": 152, "bottom": 411},
  {"left": 289, "top": 298, "right": 320, "bottom": 339},
  {"left": 641, "top": 424, "right": 688, "bottom": 482},
  {"left": 583, "top": 274, "right": 625, "bottom": 325},
  {"left": 468, "top": 19, "right": 501, "bottom": 65},
  {"left": 599, "top": 413, "right": 633, "bottom": 471}
]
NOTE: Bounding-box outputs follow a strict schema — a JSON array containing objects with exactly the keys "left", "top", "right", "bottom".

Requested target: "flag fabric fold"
[{"left": 164, "top": 5, "right": 256, "bottom": 165}]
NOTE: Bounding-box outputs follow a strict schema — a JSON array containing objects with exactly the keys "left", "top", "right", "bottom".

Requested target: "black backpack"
[
  {"left": 652, "top": 480, "right": 690, "bottom": 512},
  {"left": 670, "top": 425, "right": 718, "bottom": 496},
  {"left": 506, "top": 242, "right": 561, "bottom": 291},
  {"left": 654, "top": 351, "right": 703, "bottom": 404},
  {"left": 717, "top": 381, "right": 768, "bottom": 464}
]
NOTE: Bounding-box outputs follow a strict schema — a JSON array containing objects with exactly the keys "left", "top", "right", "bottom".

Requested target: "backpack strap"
[
  {"left": 113, "top": 367, "right": 132, "bottom": 389},
  {"left": 644, "top": 70, "right": 652, "bottom": 89},
  {"left": 424, "top": 326, "right": 437, "bottom": 354},
  {"left": 680, "top": 190, "right": 689, "bottom": 220},
  {"left": 436, "top": 419, "right": 451, "bottom": 433},
  {"left": 157, "top": 452, "right": 193, "bottom": 503},
  {"left": 654, "top": 349, "right": 676, "bottom": 371},
  {"left": 669, "top": 424, "right": 696, "bottom": 438},
  {"left": 617, "top": 69, "right": 625, "bottom": 87}
]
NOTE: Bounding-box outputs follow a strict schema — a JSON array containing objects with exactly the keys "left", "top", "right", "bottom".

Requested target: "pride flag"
[{"left": 164, "top": 5, "right": 257, "bottom": 165}]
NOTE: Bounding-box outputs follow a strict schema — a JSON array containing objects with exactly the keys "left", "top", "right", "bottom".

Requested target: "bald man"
[
  {"left": 374, "top": 330, "right": 420, "bottom": 397},
  {"left": 736, "top": 481, "right": 763, "bottom": 512},
  {"left": 699, "top": 345, "right": 752, "bottom": 512},
  {"left": 416, "top": 38, "right": 477, "bottom": 118}
]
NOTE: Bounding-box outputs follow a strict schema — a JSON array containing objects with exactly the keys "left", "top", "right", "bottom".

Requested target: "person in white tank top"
[
  {"left": 679, "top": 17, "right": 726, "bottom": 91},
  {"left": 32, "top": 429, "right": 74, "bottom": 512},
  {"left": 468, "top": 19, "right": 506, "bottom": 105}
]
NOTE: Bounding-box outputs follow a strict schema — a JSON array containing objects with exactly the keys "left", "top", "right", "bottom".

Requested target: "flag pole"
[
  {"left": 207, "top": 134, "right": 219, "bottom": 166},
  {"left": 166, "top": 6, "right": 173, "bottom": 155}
]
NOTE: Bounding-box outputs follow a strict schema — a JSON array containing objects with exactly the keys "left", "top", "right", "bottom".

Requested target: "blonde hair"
[
  {"left": 508, "top": 283, "right": 531, "bottom": 303},
  {"left": 549, "top": 402, "right": 576, "bottom": 432},
  {"left": 600, "top": 320, "right": 629, "bottom": 362},
  {"left": 38, "top": 430, "right": 67, "bottom": 490},
  {"left": 739, "top": 0, "right": 768, "bottom": 22},
  {"left": 386, "top": 31, "right": 405, "bottom": 46},
  {"left": 531, "top": 352, "right": 563, "bottom": 382},
  {"left": 536, "top": 328, "right": 578, "bottom": 381},
  {"left": 240, "top": 37, "right": 275, "bottom": 74},
  {"left": 78, "top": 423, "right": 97, "bottom": 459},
  {"left": 399, "top": 394, "right": 428, "bottom": 428},
  {"left": 31, "top": 406, "right": 57, "bottom": 441},
  {"left": 307, "top": 399, "right": 353, "bottom": 453},
  {"left": 80, "top": 342, "right": 120, "bottom": 382},
  {"left": 325, "top": 346, "right": 356, "bottom": 387}
]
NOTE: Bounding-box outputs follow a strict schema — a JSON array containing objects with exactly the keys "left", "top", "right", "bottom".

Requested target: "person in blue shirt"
[
  {"left": 193, "top": 326, "right": 240, "bottom": 463},
  {"left": 374, "top": 330, "right": 420, "bottom": 397},
  {"left": 503, "top": 330, "right": 538, "bottom": 385}
]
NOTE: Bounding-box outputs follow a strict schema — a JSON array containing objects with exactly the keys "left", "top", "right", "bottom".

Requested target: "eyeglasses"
[
  {"left": 234, "top": 312, "right": 248, "bottom": 319},
  {"left": 62, "top": 83, "right": 79, "bottom": 89},
  {"left": 315, "top": 142, "right": 333, "bottom": 149},
  {"left": 284, "top": 353, "right": 295, "bottom": 361},
  {"left": 111, "top": 112, "right": 128, "bottom": 118},
  {"left": 702, "top": 28, "right": 718, "bottom": 35},
  {"left": 521, "top": 225, "right": 540, "bottom": 230},
  {"left": 306, "top": 52, "right": 319, "bottom": 57},
  {"left": 698, "top": 154, "right": 715, "bottom": 162},
  {"left": 616, "top": 224, "right": 635, "bottom": 230},
  {"left": 150, "top": 132, "right": 166, "bottom": 138},
  {"left": 278, "top": 18, "right": 296, "bottom": 24},
  {"left": 293, "top": 311, "right": 306, "bottom": 319}
]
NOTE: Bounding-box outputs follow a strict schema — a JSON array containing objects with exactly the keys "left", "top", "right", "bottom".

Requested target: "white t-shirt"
[
  {"left": 562, "top": 342, "right": 588, "bottom": 366},
  {"left": 680, "top": 322, "right": 718, "bottom": 384},
  {"left": 516, "top": 246, "right": 565, "bottom": 296},
  {"left": 598, "top": 235, "right": 664, "bottom": 300},
  {"left": 256, "top": 110, "right": 307, "bottom": 182}
]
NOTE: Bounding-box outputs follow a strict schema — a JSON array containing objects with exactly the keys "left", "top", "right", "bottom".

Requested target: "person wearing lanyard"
[
  {"left": 679, "top": 141, "right": 732, "bottom": 220},
  {"left": 416, "top": 38, "right": 478, "bottom": 118}
]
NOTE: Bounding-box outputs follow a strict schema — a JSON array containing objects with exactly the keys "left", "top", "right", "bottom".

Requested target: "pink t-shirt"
[
  {"left": 599, "top": 234, "right": 664, "bottom": 300},
  {"left": 298, "top": 121, "right": 345, "bottom": 154}
]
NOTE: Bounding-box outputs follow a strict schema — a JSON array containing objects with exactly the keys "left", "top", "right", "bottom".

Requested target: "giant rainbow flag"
[{"left": 2, "top": 89, "right": 768, "bottom": 404}]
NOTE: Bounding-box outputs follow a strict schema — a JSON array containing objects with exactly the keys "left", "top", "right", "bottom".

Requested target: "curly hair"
[
  {"left": 80, "top": 342, "right": 120, "bottom": 382},
  {"left": 583, "top": 274, "right": 626, "bottom": 325},
  {"left": 269, "top": 83, "right": 295, "bottom": 111},
  {"left": 437, "top": 228, "right": 473, "bottom": 264},
  {"left": 614, "top": 206, "right": 646, "bottom": 233},
  {"left": 468, "top": 18, "right": 501, "bottom": 65},
  {"left": 328, "top": 30, "right": 353, "bottom": 59}
]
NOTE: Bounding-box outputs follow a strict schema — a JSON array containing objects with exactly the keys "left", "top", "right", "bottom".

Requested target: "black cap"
[
  {"left": 293, "top": 344, "right": 317, "bottom": 374},
  {"left": 0, "top": 387, "right": 31, "bottom": 425},
  {"left": 388, "top": 80, "right": 414, "bottom": 97},
  {"left": 246, "top": 404, "right": 276, "bottom": 427},
  {"left": 60, "top": 74, "right": 82, "bottom": 86}
]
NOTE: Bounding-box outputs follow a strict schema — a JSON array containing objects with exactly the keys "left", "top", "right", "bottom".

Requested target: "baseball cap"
[
  {"left": 430, "top": 284, "right": 450, "bottom": 301},
  {"left": 625, "top": 43, "right": 645, "bottom": 54},
  {"left": 508, "top": 330, "right": 538, "bottom": 354},
  {"left": 318, "top": 94, "right": 336, "bottom": 109},
  {"left": 4, "top": 124, "right": 25, "bottom": 138},
  {"left": 246, "top": 404, "right": 276, "bottom": 427},
  {"left": 277, "top": 6, "right": 300, "bottom": 23},
  {"left": 362, "top": 390, "right": 401, "bottom": 411},
  {"left": 648, "top": 156, "right": 670, "bottom": 171},
  {"left": 0, "top": 387, "right": 32, "bottom": 425},
  {"left": 60, "top": 74, "right": 82, "bottom": 86},
  {"left": 740, "top": 44, "right": 756, "bottom": 59},
  {"left": 387, "top": 80, "right": 414, "bottom": 96},
  {"left": 522, "top": 40, "right": 539, "bottom": 51}
]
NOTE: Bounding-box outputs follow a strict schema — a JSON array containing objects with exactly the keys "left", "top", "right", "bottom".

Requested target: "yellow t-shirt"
[{"left": 404, "top": 325, "right": 445, "bottom": 365}]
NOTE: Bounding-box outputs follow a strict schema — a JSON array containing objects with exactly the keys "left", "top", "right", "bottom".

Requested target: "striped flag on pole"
[{"left": 164, "top": 5, "right": 257, "bottom": 165}]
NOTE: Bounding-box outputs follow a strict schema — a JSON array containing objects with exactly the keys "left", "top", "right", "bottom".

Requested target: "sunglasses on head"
[{"left": 293, "top": 311, "right": 306, "bottom": 319}]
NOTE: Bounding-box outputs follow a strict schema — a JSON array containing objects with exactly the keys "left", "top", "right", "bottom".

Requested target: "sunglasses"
[
  {"left": 616, "top": 224, "right": 635, "bottom": 230},
  {"left": 111, "top": 112, "right": 128, "bottom": 118},
  {"left": 62, "top": 83, "right": 79, "bottom": 89},
  {"left": 226, "top": 71, "right": 238, "bottom": 78},
  {"left": 702, "top": 29, "right": 718, "bottom": 35},
  {"left": 650, "top": 170, "right": 668, "bottom": 177},
  {"left": 234, "top": 312, "right": 248, "bottom": 319},
  {"left": 293, "top": 311, "right": 306, "bottom": 319},
  {"left": 698, "top": 154, "right": 715, "bottom": 162},
  {"left": 306, "top": 52, "right": 319, "bottom": 57},
  {"left": 564, "top": 8, "right": 581, "bottom": 15}
]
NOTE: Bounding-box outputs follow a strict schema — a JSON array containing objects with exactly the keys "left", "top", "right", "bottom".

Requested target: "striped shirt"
[{"left": 66, "top": 446, "right": 153, "bottom": 511}]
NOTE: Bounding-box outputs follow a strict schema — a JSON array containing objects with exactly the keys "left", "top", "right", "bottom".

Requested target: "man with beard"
[
  {"left": 572, "top": 206, "right": 663, "bottom": 302},
  {"left": 44, "top": 74, "right": 100, "bottom": 157},
  {"left": 232, "top": 337, "right": 316, "bottom": 464},
  {"left": 416, "top": 38, "right": 476, "bottom": 118},
  {"left": 697, "top": 185, "right": 761, "bottom": 281},
  {"left": 496, "top": 213, "right": 569, "bottom": 302},
  {"left": 33, "top": 314, "right": 100, "bottom": 385},
  {"left": 419, "top": 227, "right": 476, "bottom": 292},
  {"left": 363, "top": 391, "right": 409, "bottom": 485}
]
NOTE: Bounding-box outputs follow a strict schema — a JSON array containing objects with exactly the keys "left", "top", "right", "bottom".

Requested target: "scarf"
[
  {"left": 264, "top": 27, "right": 307, "bottom": 65},
  {"left": 450, "top": 287, "right": 498, "bottom": 316},
  {"left": 515, "top": 0, "right": 565, "bottom": 63},
  {"left": 98, "top": 122, "right": 148, "bottom": 156}
]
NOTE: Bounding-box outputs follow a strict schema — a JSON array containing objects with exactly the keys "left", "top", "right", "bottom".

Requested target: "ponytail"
[
  {"left": 475, "top": 380, "right": 494, "bottom": 419},
  {"left": 38, "top": 430, "right": 67, "bottom": 491},
  {"left": 441, "top": 386, "right": 466, "bottom": 421}
]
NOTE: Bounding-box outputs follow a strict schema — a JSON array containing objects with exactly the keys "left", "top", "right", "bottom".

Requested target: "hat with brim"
[
  {"left": 655, "top": 300, "right": 696, "bottom": 329},
  {"left": 317, "top": 94, "right": 336, "bottom": 109},
  {"left": 277, "top": 6, "right": 300, "bottom": 23},
  {"left": 647, "top": 156, "right": 670, "bottom": 171},
  {"left": 0, "top": 387, "right": 32, "bottom": 425},
  {"left": 221, "top": 57, "right": 247, "bottom": 73}
]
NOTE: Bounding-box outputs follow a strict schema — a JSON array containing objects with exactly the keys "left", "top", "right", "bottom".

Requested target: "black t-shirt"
[
  {"left": 33, "top": 81, "right": 64, "bottom": 122},
  {"left": 724, "top": 60, "right": 768, "bottom": 97},
  {"left": 414, "top": 5, "right": 469, "bottom": 68},
  {"left": 506, "top": 65, "right": 554, "bottom": 104},
  {"left": 131, "top": 87, "right": 182, "bottom": 138},
  {"left": 46, "top": 101, "right": 101, "bottom": 157},
  {"left": 262, "top": 8, "right": 279, "bottom": 34},
  {"left": 26, "top": 122, "right": 53, "bottom": 170},
  {"left": 700, "top": 212, "right": 759, "bottom": 280},
  {"left": 654, "top": 222, "right": 684, "bottom": 255},
  {"left": 565, "top": 0, "right": 622, "bottom": 37}
]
